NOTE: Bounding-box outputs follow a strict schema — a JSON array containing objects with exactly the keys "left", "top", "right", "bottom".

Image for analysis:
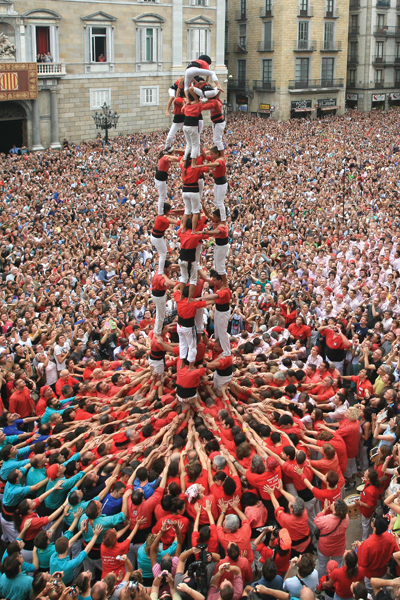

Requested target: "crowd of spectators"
[{"left": 0, "top": 109, "right": 399, "bottom": 600}]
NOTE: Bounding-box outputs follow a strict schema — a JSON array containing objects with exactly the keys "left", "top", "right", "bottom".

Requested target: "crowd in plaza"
[{"left": 1, "top": 72, "right": 400, "bottom": 600}]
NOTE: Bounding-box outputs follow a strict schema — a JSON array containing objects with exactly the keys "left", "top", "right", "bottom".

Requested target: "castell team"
[{"left": 151, "top": 54, "right": 232, "bottom": 405}]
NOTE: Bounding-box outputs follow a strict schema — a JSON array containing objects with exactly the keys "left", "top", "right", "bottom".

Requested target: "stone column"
[
  {"left": 50, "top": 88, "right": 61, "bottom": 149},
  {"left": 172, "top": 0, "right": 183, "bottom": 71},
  {"left": 215, "top": 0, "right": 226, "bottom": 68},
  {"left": 31, "top": 98, "right": 44, "bottom": 151}
]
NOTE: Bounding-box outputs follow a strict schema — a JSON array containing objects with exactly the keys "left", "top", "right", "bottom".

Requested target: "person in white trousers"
[
  {"left": 202, "top": 147, "right": 228, "bottom": 222},
  {"left": 202, "top": 207, "right": 230, "bottom": 285},
  {"left": 151, "top": 260, "right": 177, "bottom": 336},
  {"left": 150, "top": 203, "right": 180, "bottom": 275},
  {"left": 205, "top": 340, "right": 233, "bottom": 392},
  {"left": 206, "top": 270, "right": 232, "bottom": 357},
  {"left": 183, "top": 55, "right": 223, "bottom": 100},
  {"left": 154, "top": 149, "right": 180, "bottom": 216}
]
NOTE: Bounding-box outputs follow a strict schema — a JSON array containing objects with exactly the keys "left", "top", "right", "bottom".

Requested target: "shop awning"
[
  {"left": 319, "top": 105, "right": 341, "bottom": 110},
  {"left": 293, "top": 107, "right": 316, "bottom": 112}
]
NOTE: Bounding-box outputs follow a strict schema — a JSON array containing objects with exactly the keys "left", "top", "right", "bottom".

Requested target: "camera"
[
  {"left": 187, "top": 543, "right": 209, "bottom": 596},
  {"left": 128, "top": 581, "right": 140, "bottom": 592}
]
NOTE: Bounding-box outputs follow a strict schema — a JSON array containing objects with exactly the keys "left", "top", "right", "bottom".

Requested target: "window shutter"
[
  {"left": 141, "top": 27, "right": 147, "bottom": 62},
  {"left": 199, "top": 28, "right": 206, "bottom": 55},
  {"left": 191, "top": 28, "right": 199, "bottom": 60},
  {"left": 89, "top": 26, "right": 93, "bottom": 62},
  {"left": 157, "top": 28, "right": 162, "bottom": 62},
  {"left": 187, "top": 29, "right": 191, "bottom": 61}
]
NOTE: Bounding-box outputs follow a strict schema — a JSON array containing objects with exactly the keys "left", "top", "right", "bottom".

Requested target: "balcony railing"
[
  {"left": 321, "top": 40, "right": 342, "bottom": 51},
  {"left": 374, "top": 80, "right": 385, "bottom": 87},
  {"left": 294, "top": 40, "right": 317, "bottom": 51},
  {"left": 37, "top": 63, "right": 66, "bottom": 77},
  {"left": 257, "top": 40, "right": 274, "bottom": 51},
  {"left": 376, "top": 0, "right": 390, "bottom": 7},
  {"left": 235, "top": 9, "right": 247, "bottom": 19},
  {"left": 230, "top": 42, "right": 247, "bottom": 53},
  {"left": 374, "top": 26, "right": 400, "bottom": 36},
  {"left": 373, "top": 54, "right": 400, "bottom": 65},
  {"left": 298, "top": 5, "right": 314, "bottom": 16},
  {"left": 325, "top": 7, "right": 339, "bottom": 16},
  {"left": 253, "top": 79, "right": 276, "bottom": 91},
  {"left": 349, "top": 26, "right": 360, "bottom": 35},
  {"left": 349, "top": 0, "right": 360, "bottom": 8},
  {"left": 347, "top": 54, "right": 359, "bottom": 63},
  {"left": 260, "top": 5, "right": 273, "bottom": 16},
  {"left": 288, "top": 78, "right": 344, "bottom": 90},
  {"left": 227, "top": 78, "right": 249, "bottom": 91}
]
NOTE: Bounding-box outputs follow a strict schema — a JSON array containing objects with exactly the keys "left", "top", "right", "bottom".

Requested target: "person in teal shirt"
[
  {"left": 0, "top": 553, "right": 33, "bottom": 600},
  {"left": 49, "top": 523, "right": 102, "bottom": 585},
  {"left": 33, "top": 505, "right": 83, "bottom": 571},
  {"left": 79, "top": 500, "right": 127, "bottom": 545},
  {"left": 44, "top": 460, "right": 86, "bottom": 510},
  {"left": 0, "top": 444, "right": 31, "bottom": 481},
  {"left": 3, "top": 467, "right": 48, "bottom": 509},
  {"left": 137, "top": 540, "right": 177, "bottom": 579},
  {"left": 41, "top": 396, "right": 76, "bottom": 424},
  {"left": 0, "top": 429, "right": 32, "bottom": 453},
  {"left": 26, "top": 454, "right": 48, "bottom": 496}
]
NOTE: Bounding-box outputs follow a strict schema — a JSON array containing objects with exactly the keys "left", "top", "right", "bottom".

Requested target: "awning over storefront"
[
  {"left": 319, "top": 105, "right": 341, "bottom": 110},
  {"left": 293, "top": 107, "right": 316, "bottom": 112}
]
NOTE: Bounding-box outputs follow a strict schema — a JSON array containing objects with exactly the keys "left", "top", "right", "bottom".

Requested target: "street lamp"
[{"left": 92, "top": 102, "right": 120, "bottom": 144}]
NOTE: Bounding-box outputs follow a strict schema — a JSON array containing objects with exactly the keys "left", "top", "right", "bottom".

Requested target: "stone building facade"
[
  {"left": 225, "top": 0, "right": 349, "bottom": 119},
  {"left": 346, "top": 0, "right": 400, "bottom": 111},
  {"left": 0, "top": 0, "right": 226, "bottom": 150}
]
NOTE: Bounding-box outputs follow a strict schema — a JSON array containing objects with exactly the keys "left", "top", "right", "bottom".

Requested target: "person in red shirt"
[
  {"left": 204, "top": 147, "right": 227, "bottom": 221},
  {"left": 202, "top": 208, "right": 229, "bottom": 283},
  {"left": 288, "top": 316, "right": 312, "bottom": 345},
  {"left": 183, "top": 55, "right": 222, "bottom": 101},
  {"left": 152, "top": 498, "right": 190, "bottom": 548},
  {"left": 244, "top": 455, "right": 282, "bottom": 520},
  {"left": 179, "top": 157, "right": 209, "bottom": 232},
  {"left": 82, "top": 358, "right": 97, "bottom": 381},
  {"left": 176, "top": 359, "right": 206, "bottom": 407},
  {"left": 154, "top": 149, "right": 180, "bottom": 216},
  {"left": 205, "top": 340, "right": 233, "bottom": 392},
  {"left": 55, "top": 370, "right": 79, "bottom": 397},
  {"left": 182, "top": 483, "right": 218, "bottom": 524},
  {"left": 174, "top": 285, "right": 213, "bottom": 367},
  {"left": 297, "top": 468, "right": 342, "bottom": 504},
  {"left": 152, "top": 261, "right": 177, "bottom": 336},
  {"left": 207, "top": 270, "right": 232, "bottom": 358},
  {"left": 337, "top": 407, "right": 361, "bottom": 488},
  {"left": 356, "top": 467, "right": 381, "bottom": 540},
  {"left": 318, "top": 323, "right": 351, "bottom": 375},
  {"left": 341, "top": 369, "right": 374, "bottom": 400},
  {"left": 309, "top": 443, "right": 346, "bottom": 490},
  {"left": 150, "top": 202, "right": 180, "bottom": 275},
  {"left": 101, "top": 518, "right": 147, "bottom": 581},
  {"left": 254, "top": 527, "right": 292, "bottom": 576},
  {"left": 357, "top": 514, "right": 397, "bottom": 586},
  {"left": 9, "top": 379, "right": 35, "bottom": 418},
  {"left": 177, "top": 219, "right": 207, "bottom": 300},
  {"left": 216, "top": 498, "right": 254, "bottom": 564},
  {"left": 182, "top": 91, "right": 217, "bottom": 168},
  {"left": 326, "top": 550, "right": 367, "bottom": 600},
  {"left": 36, "top": 385, "right": 56, "bottom": 417},
  {"left": 210, "top": 471, "right": 242, "bottom": 516},
  {"left": 308, "top": 377, "right": 335, "bottom": 403}
]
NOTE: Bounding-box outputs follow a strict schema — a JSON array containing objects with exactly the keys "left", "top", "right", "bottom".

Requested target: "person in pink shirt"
[{"left": 314, "top": 499, "right": 349, "bottom": 579}]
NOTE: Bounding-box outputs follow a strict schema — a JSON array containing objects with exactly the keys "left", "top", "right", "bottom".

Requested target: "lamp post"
[{"left": 92, "top": 102, "right": 120, "bottom": 144}]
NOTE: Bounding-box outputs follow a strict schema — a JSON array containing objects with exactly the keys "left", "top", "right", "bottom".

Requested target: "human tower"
[{"left": 149, "top": 54, "right": 233, "bottom": 405}]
